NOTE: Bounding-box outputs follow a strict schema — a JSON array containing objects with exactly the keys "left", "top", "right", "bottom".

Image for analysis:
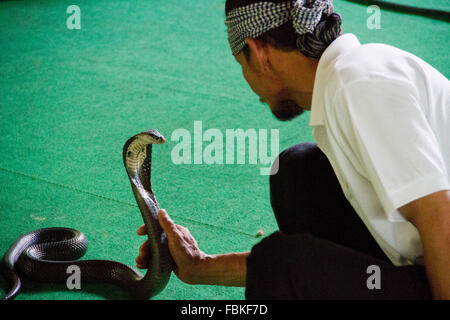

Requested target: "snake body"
[{"left": 1, "top": 130, "right": 173, "bottom": 300}]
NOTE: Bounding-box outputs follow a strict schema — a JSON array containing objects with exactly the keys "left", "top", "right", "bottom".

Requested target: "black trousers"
[{"left": 245, "top": 143, "right": 432, "bottom": 300}]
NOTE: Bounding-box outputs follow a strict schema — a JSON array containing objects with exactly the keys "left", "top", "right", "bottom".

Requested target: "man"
[{"left": 136, "top": 0, "right": 450, "bottom": 299}]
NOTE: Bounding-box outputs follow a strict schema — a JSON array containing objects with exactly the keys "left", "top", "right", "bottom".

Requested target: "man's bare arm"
[
  {"left": 399, "top": 190, "right": 450, "bottom": 300},
  {"left": 188, "top": 252, "right": 249, "bottom": 287}
]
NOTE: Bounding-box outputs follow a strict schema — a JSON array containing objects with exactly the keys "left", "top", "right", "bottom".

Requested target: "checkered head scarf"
[{"left": 224, "top": 0, "right": 335, "bottom": 56}]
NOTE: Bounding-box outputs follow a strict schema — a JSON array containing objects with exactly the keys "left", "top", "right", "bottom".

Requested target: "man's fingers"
[
  {"left": 140, "top": 209, "right": 175, "bottom": 236},
  {"left": 137, "top": 209, "right": 174, "bottom": 269},
  {"left": 137, "top": 224, "right": 147, "bottom": 235},
  {"left": 139, "top": 240, "right": 150, "bottom": 257},
  {"left": 158, "top": 209, "right": 177, "bottom": 234},
  {"left": 136, "top": 256, "right": 147, "bottom": 269},
  {"left": 136, "top": 257, "right": 147, "bottom": 269},
  {"left": 136, "top": 240, "right": 151, "bottom": 269},
  {"left": 176, "top": 225, "right": 189, "bottom": 233}
]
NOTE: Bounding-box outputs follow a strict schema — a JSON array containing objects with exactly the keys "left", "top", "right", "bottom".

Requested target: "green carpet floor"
[{"left": 0, "top": 0, "right": 449, "bottom": 300}]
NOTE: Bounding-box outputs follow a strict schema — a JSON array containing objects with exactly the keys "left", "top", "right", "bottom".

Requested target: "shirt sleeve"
[{"left": 329, "top": 76, "right": 450, "bottom": 221}]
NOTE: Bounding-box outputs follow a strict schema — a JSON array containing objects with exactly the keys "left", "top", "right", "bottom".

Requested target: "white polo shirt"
[{"left": 310, "top": 33, "right": 450, "bottom": 266}]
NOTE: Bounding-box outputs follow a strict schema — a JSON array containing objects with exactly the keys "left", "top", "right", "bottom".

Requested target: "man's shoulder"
[{"left": 331, "top": 41, "right": 419, "bottom": 87}]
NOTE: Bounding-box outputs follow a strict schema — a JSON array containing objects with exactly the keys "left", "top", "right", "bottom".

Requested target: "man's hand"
[
  {"left": 136, "top": 209, "right": 249, "bottom": 287},
  {"left": 136, "top": 209, "right": 207, "bottom": 284}
]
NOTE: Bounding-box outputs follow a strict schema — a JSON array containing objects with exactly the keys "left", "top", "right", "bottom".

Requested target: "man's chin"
[{"left": 271, "top": 100, "right": 305, "bottom": 121}]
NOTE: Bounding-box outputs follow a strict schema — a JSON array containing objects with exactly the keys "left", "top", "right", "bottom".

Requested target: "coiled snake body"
[{"left": 1, "top": 130, "right": 173, "bottom": 300}]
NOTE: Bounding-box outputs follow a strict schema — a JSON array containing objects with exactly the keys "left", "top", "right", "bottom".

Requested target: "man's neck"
[{"left": 272, "top": 50, "right": 319, "bottom": 111}]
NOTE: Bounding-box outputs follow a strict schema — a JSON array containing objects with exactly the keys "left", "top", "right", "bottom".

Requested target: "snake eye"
[{"left": 127, "top": 151, "right": 132, "bottom": 157}]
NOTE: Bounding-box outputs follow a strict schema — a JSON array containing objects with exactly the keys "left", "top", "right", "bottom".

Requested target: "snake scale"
[{"left": 1, "top": 130, "right": 173, "bottom": 300}]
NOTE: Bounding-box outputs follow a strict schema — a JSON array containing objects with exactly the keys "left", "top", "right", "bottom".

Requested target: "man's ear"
[{"left": 246, "top": 38, "right": 270, "bottom": 72}]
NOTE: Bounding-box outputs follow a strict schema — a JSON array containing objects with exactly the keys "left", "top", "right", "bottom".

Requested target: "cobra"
[{"left": 1, "top": 130, "right": 173, "bottom": 300}]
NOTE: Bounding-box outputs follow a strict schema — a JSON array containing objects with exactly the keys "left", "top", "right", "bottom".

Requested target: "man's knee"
[{"left": 270, "top": 142, "right": 319, "bottom": 191}]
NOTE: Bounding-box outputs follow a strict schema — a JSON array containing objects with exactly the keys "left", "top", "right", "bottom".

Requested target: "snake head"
[
  {"left": 123, "top": 129, "right": 165, "bottom": 178},
  {"left": 144, "top": 129, "right": 165, "bottom": 144}
]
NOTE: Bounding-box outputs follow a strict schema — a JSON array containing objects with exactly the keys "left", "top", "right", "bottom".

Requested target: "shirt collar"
[{"left": 309, "top": 33, "right": 361, "bottom": 127}]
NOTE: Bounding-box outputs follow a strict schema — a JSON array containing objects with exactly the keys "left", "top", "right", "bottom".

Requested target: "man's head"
[{"left": 225, "top": 0, "right": 342, "bottom": 121}]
